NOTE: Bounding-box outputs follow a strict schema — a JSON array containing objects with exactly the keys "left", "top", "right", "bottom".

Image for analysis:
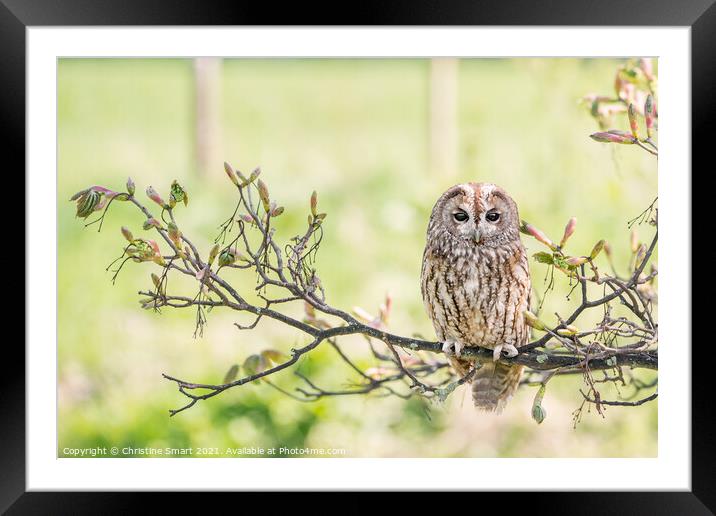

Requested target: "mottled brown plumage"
[{"left": 421, "top": 183, "right": 531, "bottom": 412}]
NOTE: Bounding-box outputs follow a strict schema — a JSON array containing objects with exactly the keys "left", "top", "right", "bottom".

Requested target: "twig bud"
[
  {"left": 614, "top": 69, "right": 627, "bottom": 100},
  {"left": 520, "top": 221, "right": 557, "bottom": 250},
  {"left": 223, "top": 162, "right": 239, "bottom": 187},
  {"left": 557, "top": 325, "right": 579, "bottom": 336},
  {"left": 559, "top": 217, "right": 577, "bottom": 248},
  {"left": 247, "top": 167, "right": 261, "bottom": 185},
  {"left": 167, "top": 222, "right": 182, "bottom": 248},
  {"left": 634, "top": 243, "right": 647, "bottom": 270},
  {"left": 565, "top": 256, "right": 588, "bottom": 267},
  {"left": 627, "top": 103, "right": 640, "bottom": 139},
  {"left": 208, "top": 244, "right": 220, "bottom": 266},
  {"left": 146, "top": 186, "right": 167, "bottom": 209},
  {"left": 310, "top": 191, "right": 318, "bottom": 217},
  {"left": 589, "top": 239, "right": 605, "bottom": 260},
  {"left": 126, "top": 177, "right": 136, "bottom": 196},
  {"left": 257, "top": 179, "right": 270, "bottom": 212},
  {"left": 195, "top": 264, "right": 209, "bottom": 281},
  {"left": 523, "top": 310, "right": 547, "bottom": 331},
  {"left": 149, "top": 240, "right": 165, "bottom": 266},
  {"left": 143, "top": 217, "right": 163, "bottom": 231},
  {"left": 380, "top": 293, "right": 393, "bottom": 325},
  {"left": 589, "top": 130, "right": 635, "bottom": 145},
  {"left": 644, "top": 94, "right": 655, "bottom": 139},
  {"left": 630, "top": 229, "right": 639, "bottom": 253},
  {"left": 121, "top": 226, "right": 134, "bottom": 242},
  {"left": 639, "top": 58, "right": 654, "bottom": 81}
]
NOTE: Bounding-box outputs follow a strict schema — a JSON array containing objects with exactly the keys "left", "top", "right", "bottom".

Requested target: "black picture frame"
[{"left": 5, "top": 0, "right": 708, "bottom": 513}]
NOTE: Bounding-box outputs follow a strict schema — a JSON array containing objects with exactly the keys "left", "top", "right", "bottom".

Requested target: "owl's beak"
[{"left": 473, "top": 228, "right": 482, "bottom": 244}]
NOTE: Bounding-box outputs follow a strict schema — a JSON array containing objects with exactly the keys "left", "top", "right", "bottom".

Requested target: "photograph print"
[{"left": 59, "top": 57, "right": 658, "bottom": 459}]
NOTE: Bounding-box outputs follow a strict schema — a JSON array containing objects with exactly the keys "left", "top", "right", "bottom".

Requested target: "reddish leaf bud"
[
  {"left": 257, "top": 179, "right": 270, "bottom": 212},
  {"left": 121, "top": 226, "right": 134, "bottom": 242},
  {"left": 143, "top": 217, "right": 162, "bottom": 231},
  {"left": 223, "top": 162, "right": 239, "bottom": 187},
  {"left": 639, "top": 58, "right": 654, "bottom": 81},
  {"left": 146, "top": 186, "right": 167, "bottom": 208},
  {"left": 628, "top": 103, "right": 640, "bottom": 139},
  {"left": 644, "top": 94, "right": 655, "bottom": 139},
  {"left": 565, "top": 255, "right": 588, "bottom": 267},
  {"left": 247, "top": 167, "right": 261, "bottom": 186},
  {"left": 590, "top": 131, "right": 635, "bottom": 145},
  {"left": 521, "top": 221, "right": 556, "bottom": 250},
  {"left": 167, "top": 222, "right": 182, "bottom": 248},
  {"left": 630, "top": 230, "right": 639, "bottom": 253},
  {"left": 310, "top": 191, "right": 318, "bottom": 217},
  {"left": 635, "top": 243, "right": 647, "bottom": 269},
  {"left": 560, "top": 217, "right": 577, "bottom": 248}
]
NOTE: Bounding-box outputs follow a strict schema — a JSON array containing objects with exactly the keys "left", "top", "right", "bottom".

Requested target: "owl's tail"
[{"left": 471, "top": 361, "right": 523, "bottom": 413}]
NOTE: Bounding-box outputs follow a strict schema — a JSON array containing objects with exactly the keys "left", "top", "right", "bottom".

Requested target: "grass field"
[{"left": 58, "top": 58, "right": 657, "bottom": 458}]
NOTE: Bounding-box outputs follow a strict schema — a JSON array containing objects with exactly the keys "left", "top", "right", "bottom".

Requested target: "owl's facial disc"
[
  {"left": 446, "top": 199, "right": 478, "bottom": 242},
  {"left": 430, "top": 182, "right": 519, "bottom": 249}
]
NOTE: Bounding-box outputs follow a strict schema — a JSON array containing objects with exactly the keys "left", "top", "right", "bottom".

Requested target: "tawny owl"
[{"left": 421, "top": 182, "right": 531, "bottom": 413}]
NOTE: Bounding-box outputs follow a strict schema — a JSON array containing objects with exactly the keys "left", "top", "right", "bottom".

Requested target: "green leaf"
[
  {"left": 170, "top": 180, "right": 188, "bottom": 207},
  {"left": 532, "top": 252, "right": 554, "bottom": 265}
]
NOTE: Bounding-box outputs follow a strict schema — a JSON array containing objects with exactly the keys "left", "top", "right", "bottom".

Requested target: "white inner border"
[{"left": 27, "top": 27, "right": 690, "bottom": 491}]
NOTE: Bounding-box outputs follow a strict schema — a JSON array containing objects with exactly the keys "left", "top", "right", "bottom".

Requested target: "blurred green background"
[{"left": 58, "top": 58, "right": 657, "bottom": 458}]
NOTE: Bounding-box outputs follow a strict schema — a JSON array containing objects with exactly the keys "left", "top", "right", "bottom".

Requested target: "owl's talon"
[
  {"left": 492, "top": 345, "right": 503, "bottom": 362},
  {"left": 442, "top": 340, "right": 455, "bottom": 355},
  {"left": 442, "top": 339, "right": 464, "bottom": 358},
  {"left": 502, "top": 344, "right": 519, "bottom": 358},
  {"left": 493, "top": 343, "right": 519, "bottom": 361}
]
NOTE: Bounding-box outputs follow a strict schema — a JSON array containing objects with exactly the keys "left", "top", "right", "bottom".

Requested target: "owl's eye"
[
  {"left": 486, "top": 211, "right": 500, "bottom": 222},
  {"left": 453, "top": 211, "right": 469, "bottom": 222}
]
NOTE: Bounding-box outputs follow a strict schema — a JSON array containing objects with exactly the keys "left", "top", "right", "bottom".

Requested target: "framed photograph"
[{"left": 8, "top": 0, "right": 709, "bottom": 511}]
